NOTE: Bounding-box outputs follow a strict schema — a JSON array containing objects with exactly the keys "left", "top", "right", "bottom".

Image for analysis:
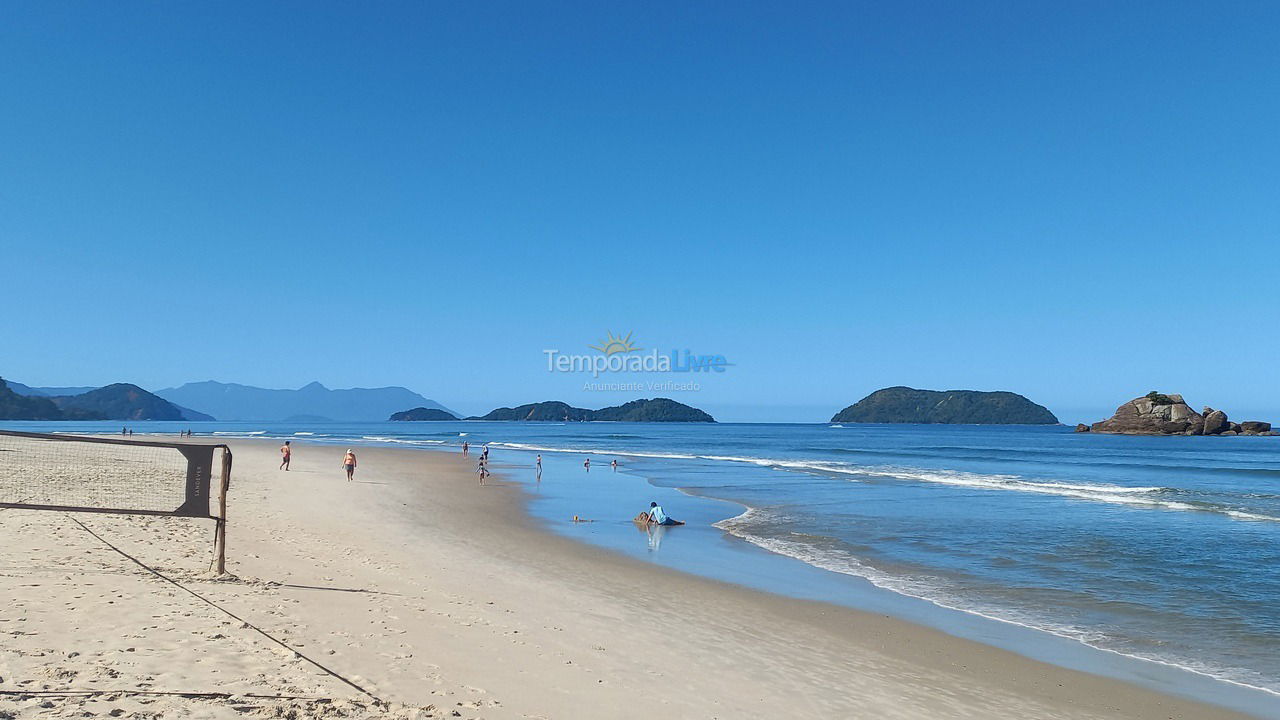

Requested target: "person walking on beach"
[
  {"left": 611, "top": 459, "right": 617, "bottom": 471},
  {"left": 536, "top": 454, "right": 542, "bottom": 475},
  {"left": 462, "top": 441, "right": 469, "bottom": 457},
  {"left": 583, "top": 458, "right": 590, "bottom": 472},
  {"left": 482, "top": 444, "right": 490, "bottom": 462},
  {"left": 279, "top": 441, "right": 292, "bottom": 471},
  {"left": 342, "top": 449, "right": 357, "bottom": 481},
  {"left": 478, "top": 456, "right": 489, "bottom": 484}
]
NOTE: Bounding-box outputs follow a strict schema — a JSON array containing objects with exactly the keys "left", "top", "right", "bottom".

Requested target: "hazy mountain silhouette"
[{"left": 157, "top": 381, "right": 454, "bottom": 422}]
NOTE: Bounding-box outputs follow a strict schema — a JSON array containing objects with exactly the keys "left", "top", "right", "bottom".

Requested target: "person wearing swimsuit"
[{"left": 342, "top": 449, "right": 357, "bottom": 481}]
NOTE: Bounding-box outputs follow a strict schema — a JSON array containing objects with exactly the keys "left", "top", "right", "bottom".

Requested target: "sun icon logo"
[{"left": 590, "top": 331, "right": 642, "bottom": 355}]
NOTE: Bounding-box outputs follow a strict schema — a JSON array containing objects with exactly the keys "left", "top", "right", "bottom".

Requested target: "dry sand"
[{"left": 0, "top": 438, "right": 1258, "bottom": 719}]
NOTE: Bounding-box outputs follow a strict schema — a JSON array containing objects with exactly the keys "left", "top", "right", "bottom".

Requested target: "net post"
[{"left": 213, "top": 446, "right": 232, "bottom": 575}]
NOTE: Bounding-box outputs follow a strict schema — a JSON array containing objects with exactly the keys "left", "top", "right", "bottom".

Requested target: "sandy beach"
[{"left": 0, "top": 438, "right": 1258, "bottom": 719}]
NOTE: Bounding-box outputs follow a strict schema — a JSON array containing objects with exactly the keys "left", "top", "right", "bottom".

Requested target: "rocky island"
[
  {"left": 831, "top": 387, "right": 1057, "bottom": 424},
  {"left": 1081, "top": 392, "right": 1275, "bottom": 436},
  {"left": 468, "top": 398, "right": 714, "bottom": 422},
  {"left": 389, "top": 407, "right": 460, "bottom": 421}
]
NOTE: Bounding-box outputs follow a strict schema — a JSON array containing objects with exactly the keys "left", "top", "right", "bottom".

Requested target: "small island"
[
  {"left": 389, "top": 407, "right": 460, "bottom": 421},
  {"left": 1082, "top": 392, "right": 1275, "bottom": 436},
  {"left": 831, "top": 387, "right": 1058, "bottom": 424},
  {"left": 468, "top": 398, "right": 714, "bottom": 422}
]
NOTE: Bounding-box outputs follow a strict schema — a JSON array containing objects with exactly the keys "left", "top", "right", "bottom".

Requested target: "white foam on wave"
[
  {"left": 715, "top": 507, "right": 1280, "bottom": 698},
  {"left": 489, "top": 445, "right": 874, "bottom": 475},
  {"left": 699, "top": 455, "right": 872, "bottom": 478},
  {"left": 1225, "top": 510, "right": 1280, "bottom": 522},
  {"left": 359, "top": 435, "right": 446, "bottom": 446},
  {"left": 212, "top": 431, "right": 267, "bottom": 436},
  {"left": 476, "top": 441, "right": 1280, "bottom": 524},
  {"left": 491, "top": 441, "right": 698, "bottom": 460},
  {"left": 840, "top": 466, "right": 1280, "bottom": 522},
  {"left": 293, "top": 432, "right": 315, "bottom": 436}
]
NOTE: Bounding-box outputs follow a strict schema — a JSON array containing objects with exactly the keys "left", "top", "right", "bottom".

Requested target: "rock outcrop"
[
  {"left": 1203, "top": 409, "right": 1230, "bottom": 435},
  {"left": 1074, "top": 423, "right": 1090, "bottom": 432},
  {"left": 1090, "top": 392, "right": 1275, "bottom": 436}
]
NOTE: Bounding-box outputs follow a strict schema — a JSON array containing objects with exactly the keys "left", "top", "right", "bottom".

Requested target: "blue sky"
[{"left": 3, "top": 2, "right": 1278, "bottom": 423}]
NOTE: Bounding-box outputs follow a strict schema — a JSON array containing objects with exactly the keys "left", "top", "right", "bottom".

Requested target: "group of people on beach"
[
  {"left": 581, "top": 458, "right": 619, "bottom": 472},
  {"left": 272, "top": 438, "right": 680, "bottom": 526},
  {"left": 476, "top": 443, "right": 490, "bottom": 483},
  {"left": 277, "top": 441, "right": 358, "bottom": 481},
  {"left": 470, "top": 444, "right": 679, "bottom": 525}
]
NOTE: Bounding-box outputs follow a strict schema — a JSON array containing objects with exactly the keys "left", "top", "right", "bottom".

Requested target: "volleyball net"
[{"left": 0, "top": 430, "right": 232, "bottom": 571}]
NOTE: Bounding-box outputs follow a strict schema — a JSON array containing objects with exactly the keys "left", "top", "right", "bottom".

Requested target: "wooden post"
[{"left": 213, "top": 446, "right": 232, "bottom": 575}]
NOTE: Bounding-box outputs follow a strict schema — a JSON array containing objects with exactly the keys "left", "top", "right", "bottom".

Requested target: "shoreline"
[
  {"left": 468, "top": 440, "right": 1280, "bottom": 716},
  {"left": 0, "top": 435, "right": 1267, "bottom": 719}
]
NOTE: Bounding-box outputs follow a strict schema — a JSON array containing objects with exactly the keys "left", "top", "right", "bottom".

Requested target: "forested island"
[
  {"left": 389, "top": 407, "right": 460, "bottom": 421},
  {"left": 831, "top": 387, "right": 1058, "bottom": 424},
  {"left": 467, "top": 398, "right": 714, "bottom": 422}
]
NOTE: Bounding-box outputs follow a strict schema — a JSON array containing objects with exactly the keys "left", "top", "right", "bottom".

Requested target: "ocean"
[{"left": 7, "top": 419, "right": 1280, "bottom": 715}]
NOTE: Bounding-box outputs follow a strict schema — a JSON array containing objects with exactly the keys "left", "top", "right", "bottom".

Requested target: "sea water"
[{"left": 9, "top": 419, "right": 1280, "bottom": 715}]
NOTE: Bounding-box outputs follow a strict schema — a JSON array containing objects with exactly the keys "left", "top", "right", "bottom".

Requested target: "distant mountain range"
[
  {"left": 468, "top": 398, "right": 714, "bottom": 422},
  {"left": 831, "top": 387, "right": 1058, "bottom": 424},
  {"left": 1, "top": 379, "right": 99, "bottom": 420},
  {"left": 156, "top": 381, "right": 456, "bottom": 422},
  {"left": 5, "top": 377, "right": 452, "bottom": 423},
  {"left": 0, "top": 379, "right": 199, "bottom": 421},
  {"left": 5, "top": 381, "right": 99, "bottom": 397},
  {"left": 53, "top": 384, "right": 192, "bottom": 421}
]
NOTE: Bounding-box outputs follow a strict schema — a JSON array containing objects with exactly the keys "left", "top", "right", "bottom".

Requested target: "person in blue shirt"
[{"left": 646, "top": 501, "right": 682, "bottom": 526}]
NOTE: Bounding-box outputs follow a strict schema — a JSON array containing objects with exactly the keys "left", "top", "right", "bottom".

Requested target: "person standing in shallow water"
[
  {"left": 342, "top": 449, "right": 357, "bottom": 481},
  {"left": 280, "top": 441, "right": 292, "bottom": 471}
]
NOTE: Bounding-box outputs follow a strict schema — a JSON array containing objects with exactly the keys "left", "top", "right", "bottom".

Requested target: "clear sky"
[{"left": 3, "top": 2, "right": 1278, "bottom": 423}]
